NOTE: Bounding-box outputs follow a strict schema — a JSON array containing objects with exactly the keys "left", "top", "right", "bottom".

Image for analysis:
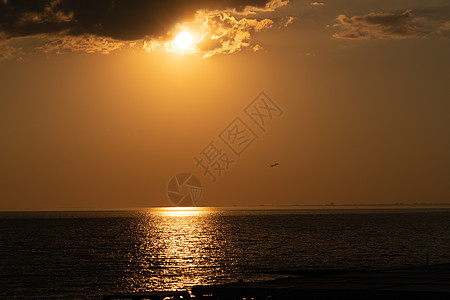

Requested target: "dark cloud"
[
  {"left": 0, "top": 0, "right": 291, "bottom": 58},
  {"left": 0, "top": 0, "right": 273, "bottom": 40},
  {"left": 38, "top": 34, "right": 125, "bottom": 54},
  {"left": 333, "top": 9, "right": 449, "bottom": 40}
]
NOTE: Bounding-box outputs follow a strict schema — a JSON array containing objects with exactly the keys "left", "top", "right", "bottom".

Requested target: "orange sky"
[{"left": 1, "top": 0, "right": 449, "bottom": 210}]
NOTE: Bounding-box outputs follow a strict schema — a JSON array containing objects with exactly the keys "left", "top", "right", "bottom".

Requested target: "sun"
[{"left": 175, "top": 31, "right": 193, "bottom": 49}]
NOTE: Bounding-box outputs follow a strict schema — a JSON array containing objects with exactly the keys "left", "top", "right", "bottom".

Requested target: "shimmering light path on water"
[{"left": 1, "top": 207, "right": 450, "bottom": 299}]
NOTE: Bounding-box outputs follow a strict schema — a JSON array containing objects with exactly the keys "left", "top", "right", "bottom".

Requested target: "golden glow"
[
  {"left": 175, "top": 31, "right": 193, "bottom": 49},
  {"left": 143, "top": 10, "right": 274, "bottom": 57},
  {"left": 133, "top": 207, "right": 222, "bottom": 290},
  {"left": 151, "top": 207, "right": 210, "bottom": 217}
]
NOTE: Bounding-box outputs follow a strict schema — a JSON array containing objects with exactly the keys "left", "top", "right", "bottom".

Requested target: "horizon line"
[{"left": 2, "top": 203, "right": 450, "bottom": 213}]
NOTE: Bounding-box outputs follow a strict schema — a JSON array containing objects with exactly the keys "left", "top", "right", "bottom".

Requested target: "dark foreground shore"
[{"left": 104, "top": 263, "right": 450, "bottom": 299}]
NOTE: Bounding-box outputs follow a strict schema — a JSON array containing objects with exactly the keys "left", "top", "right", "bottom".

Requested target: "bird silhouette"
[{"left": 270, "top": 163, "right": 279, "bottom": 167}]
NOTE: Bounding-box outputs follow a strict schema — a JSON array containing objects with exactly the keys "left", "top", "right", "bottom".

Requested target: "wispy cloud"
[
  {"left": 333, "top": 10, "right": 449, "bottom": 39},
  {"left": 310, "top": 2, "right": 325, "bottom": 6},
  {"left": 0, "top": 41, "right": 20, "bottom": 61},
  {"left": 230, "top": 0, "right": 289, "bottom": 16},
  {"left": 280, "top": 16, "right": 295, "bottom": 28},
  {"left": 17, "top": 0, "right": 73, "bottom": 26},
  {"left": 38, "top": 35, "right": 126, "bottom": 54}
]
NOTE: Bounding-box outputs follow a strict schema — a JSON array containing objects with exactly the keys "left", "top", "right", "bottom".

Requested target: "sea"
[{"left": 1, "top": 207, "right": 450, "bottom": 299}]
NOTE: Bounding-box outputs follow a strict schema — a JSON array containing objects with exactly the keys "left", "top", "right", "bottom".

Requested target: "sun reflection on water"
[
  {"left": 124, "top": 207, "right": 231, "bottom": 291},
  {"left": 152, "top": 207, "right": 210, "bottom": 217}
]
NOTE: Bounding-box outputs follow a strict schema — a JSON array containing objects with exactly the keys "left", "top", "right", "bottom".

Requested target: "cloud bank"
[
  {"left": 144, "top": 9, "right": 279, "bottom": 58},
  {"left": 0, "top": 0, "right": 291, "bottom": 59}
]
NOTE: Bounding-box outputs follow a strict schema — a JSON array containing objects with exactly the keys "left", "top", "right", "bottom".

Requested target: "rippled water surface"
[{"left": 1, "top": 207, "right": 450, "bottom": 299}]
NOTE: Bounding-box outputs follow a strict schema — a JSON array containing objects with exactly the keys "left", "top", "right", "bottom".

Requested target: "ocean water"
[{"left": 1, "top": 207, "right": 450, "bottom": 299}]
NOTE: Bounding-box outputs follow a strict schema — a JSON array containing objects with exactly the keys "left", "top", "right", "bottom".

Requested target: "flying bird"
[{"left": 270, "top": 163, "right": 279, "bottom": 167}]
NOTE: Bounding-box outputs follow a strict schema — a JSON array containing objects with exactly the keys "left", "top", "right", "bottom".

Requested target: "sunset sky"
[{"left": 1, "top": 0, "right": 449, "bottom": 210}]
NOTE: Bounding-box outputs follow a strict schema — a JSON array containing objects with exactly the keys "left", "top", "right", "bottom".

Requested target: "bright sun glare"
[{"left": 175, "top": 31, "right": 193, "bottom": 49}]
